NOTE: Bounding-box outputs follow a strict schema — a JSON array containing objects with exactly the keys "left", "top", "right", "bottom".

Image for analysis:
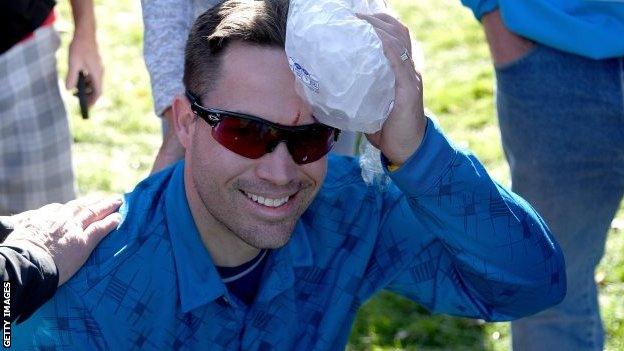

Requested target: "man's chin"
[{"left": 235, "top": 221, "right": 296, "bottom": 249}]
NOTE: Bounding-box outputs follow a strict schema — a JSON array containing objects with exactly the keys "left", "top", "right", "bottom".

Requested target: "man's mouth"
[{"left": 242, "top": 191, "right": 292, "bottom": 208}]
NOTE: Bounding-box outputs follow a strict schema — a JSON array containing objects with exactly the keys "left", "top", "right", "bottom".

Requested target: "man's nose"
[{"left": 255, "top": 142, "right": 298, "bottom": 186}]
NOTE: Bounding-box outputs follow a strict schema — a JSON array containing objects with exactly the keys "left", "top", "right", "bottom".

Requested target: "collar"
[
  {"left": 164, "top": 161, "right": 314, "bottom": 312},
  {"left": 254, "top": 219, "right": 313, "bottom": 303},
  {"left": 165, "top": 162, "right": 226, "bottom": 313}
]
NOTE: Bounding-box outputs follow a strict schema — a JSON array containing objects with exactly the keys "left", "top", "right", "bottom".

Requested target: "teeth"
[{"left": 244, "top": 191, "right": 290, "bottom": 207}]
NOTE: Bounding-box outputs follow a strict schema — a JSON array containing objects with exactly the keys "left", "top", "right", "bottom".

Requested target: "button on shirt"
[{"left": 13, "top": 119, "right": 566, "bottom": 350}]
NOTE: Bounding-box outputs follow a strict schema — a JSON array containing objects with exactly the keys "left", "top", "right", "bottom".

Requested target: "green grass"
[{"left": 54, "top": 0, "right": 624, "bottom": 349}]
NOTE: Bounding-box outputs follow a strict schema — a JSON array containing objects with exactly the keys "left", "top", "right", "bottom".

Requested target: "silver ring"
[{"left": 400, "top": 48, "right": 410, "bottom": 62}]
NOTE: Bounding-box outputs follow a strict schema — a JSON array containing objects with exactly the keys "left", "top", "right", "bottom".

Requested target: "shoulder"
[
  {"left": 323, "top": 154, "right": 364, "bottom": 189},
  {"left": 304, "top": 155, "right": 384, "bottom": 232},
  {"left": 65, "top": 164, "right": 179, "bottom": 294},
  {"left": 13, "top": 284, "right": 109, "bottom": 350}
]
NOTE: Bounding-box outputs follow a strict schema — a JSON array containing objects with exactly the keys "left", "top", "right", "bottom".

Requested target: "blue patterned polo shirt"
[{"left": 13, "top": 119, "right": 566, "bottom": 350}]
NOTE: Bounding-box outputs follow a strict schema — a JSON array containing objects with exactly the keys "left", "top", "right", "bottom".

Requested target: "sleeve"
[
  {"left": 361, "top": 118, "right": 566, "bottom": 322},
  {"left": 141, "top": 0, "right": 193, "bottom": 116},
  {"left": 0, "top": 243, "right": 59, "bottom": 323},
  {"left": 12, "top": 286, "right": 107, "bottom": 350},
  {"left": 0, "top": 216, "right": 14, "bottom": 241},
  {"left": 460, "top": 0, "right": 499, "bottom": 20}
]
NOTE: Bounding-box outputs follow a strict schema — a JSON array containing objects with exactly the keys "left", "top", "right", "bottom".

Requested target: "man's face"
[{"left": 185, "top": 42, "right": 327, "bottom": 249}]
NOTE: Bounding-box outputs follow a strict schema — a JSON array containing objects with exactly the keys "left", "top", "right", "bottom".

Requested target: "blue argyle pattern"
[{"left": 13, "top": 119, "right": 565, "bottom": 350}]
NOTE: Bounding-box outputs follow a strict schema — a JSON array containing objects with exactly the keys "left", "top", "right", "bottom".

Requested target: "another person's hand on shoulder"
[
  {"left": 4, "top": 196, "right": 122, "bottom": 286},
  {"left": 356, "top": 13, "right": 427, "bottom": 166}
]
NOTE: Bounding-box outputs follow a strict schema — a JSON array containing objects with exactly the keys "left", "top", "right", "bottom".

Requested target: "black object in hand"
[{"left": 74, "top": 71, "right": 89, "bottom": 119}]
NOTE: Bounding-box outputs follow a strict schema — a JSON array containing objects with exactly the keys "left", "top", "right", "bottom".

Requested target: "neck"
[{"left": 184, "top": 166, "right": 260, "bottom": 267}]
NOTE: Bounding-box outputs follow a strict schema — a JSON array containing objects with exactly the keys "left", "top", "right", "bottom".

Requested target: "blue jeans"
[{"left": 496, "top": 44, "right": 624, "bottom": 351}]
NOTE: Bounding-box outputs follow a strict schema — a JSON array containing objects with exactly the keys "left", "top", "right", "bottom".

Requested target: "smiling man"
[{"left": 13, "top": 0, "right": 565, "bottom": 349}]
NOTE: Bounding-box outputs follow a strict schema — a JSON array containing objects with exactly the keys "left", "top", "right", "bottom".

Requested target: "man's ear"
[{"left": 171, "top": 95, "right": 195, "bottom": 149}]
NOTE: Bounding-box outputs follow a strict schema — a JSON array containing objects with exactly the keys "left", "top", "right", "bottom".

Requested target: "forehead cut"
[{"left": 205, "top": 42, "right": 314, "bottom": 127}]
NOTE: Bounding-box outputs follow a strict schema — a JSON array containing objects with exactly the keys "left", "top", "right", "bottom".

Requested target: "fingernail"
[
  {"left": 109, "top": 195, "right": 124, "bottom": 205},
  {"left": 112, "top": 212, "right": 123, "bottom": 222}
]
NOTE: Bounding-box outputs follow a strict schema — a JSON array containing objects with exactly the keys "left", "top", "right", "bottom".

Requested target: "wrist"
[
  {"left": 387, "top": 113, "right": 427, "bottom": 165},
  {"left": 387, "top": 162, "right": 401, "bottom": 172},
  {"left": 2, "top": 236, "right": 52, "bottom": 260},
  {"left": 72, "top": 29, "right": 97, "bottom": 45}
]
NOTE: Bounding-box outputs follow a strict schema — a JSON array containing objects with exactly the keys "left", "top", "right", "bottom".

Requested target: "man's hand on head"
[
  {"left": 357, "top": 13, "right": 427, "bottom": 166},
  {"left": 3, "top": 197, "right": 123, "bottom": 286}
]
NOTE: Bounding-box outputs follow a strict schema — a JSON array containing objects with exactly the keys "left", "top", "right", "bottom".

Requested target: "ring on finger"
[{"left": 400, "top": 48, "right": 410, "bottom": 62}]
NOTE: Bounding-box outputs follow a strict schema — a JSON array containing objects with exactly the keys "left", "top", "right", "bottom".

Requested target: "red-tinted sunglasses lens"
[
  {"left": 211, "top": 116, "right": 274, "bottom": 159},
  {"left": 288, "top": 127, "right": 337, "bottom": 164},
  {"left": 211, "top": 115, "right": 337, "bottom": 164}
]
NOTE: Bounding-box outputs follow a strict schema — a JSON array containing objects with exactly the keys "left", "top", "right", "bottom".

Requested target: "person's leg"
[
  {"left": 495, "top": 45, "right": 624, "bottom": 351},
  {"left": 0, "top": 26, "right": 75, "bottom": 215}
]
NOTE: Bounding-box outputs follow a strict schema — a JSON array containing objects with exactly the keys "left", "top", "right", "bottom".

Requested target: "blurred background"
[{"left": 54, "top": 0, "right": 624, "bottom": 349}]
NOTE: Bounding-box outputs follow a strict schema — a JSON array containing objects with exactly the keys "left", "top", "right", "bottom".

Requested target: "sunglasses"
[{"left": 186, "top": 90, "right": 340, "bottom": 164}]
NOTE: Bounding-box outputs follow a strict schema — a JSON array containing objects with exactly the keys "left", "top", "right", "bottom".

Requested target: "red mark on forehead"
[{"left": 291, "top": 111, "right": 301, "bottom": 125}]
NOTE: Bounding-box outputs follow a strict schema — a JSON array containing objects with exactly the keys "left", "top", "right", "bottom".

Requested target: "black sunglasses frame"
[
  {"left": 185, "top": 90, "right": 341, "bottom": 163},
  {"left": 185, "top": 90, "right": 340, "bottom": 138}
]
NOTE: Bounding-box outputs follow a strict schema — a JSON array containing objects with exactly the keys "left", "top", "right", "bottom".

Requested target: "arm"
[
  {"left": 356, "top": 13, "right": 565, "bottom": 321},
  {"left": 151, "top": 107, "right": 186, "bottom": 173},
  {"left": 481, "top": 10, "right": 536, "bottom": 67},
  {"left": 460, "top": 0, "right": 498, "bottom": 20},
  {"left": 141, "top": 0, "right": 194, "bottom": 172},
  {"left": 66, "top": 0, "right": 103, "bottom": 106},
  {"left": 0, "top": 217, "right": 13, "bottom": 241},
  {"left": 141, "top": 0, "right": 193, "bottom": 118},
  {"left": 12, "top": 286, "right": 107, "bottom": 349},
  {"left": 365, "top": 118, "right": 566, "bottom": 321},
  {"left": 459, "top": 2, "right": 536, "bottom": 68},
  {"left": 1, "top": 197, "right": 122, "bottom": 323},
  {"left": 0, "top": 243, "right": 57, "bottom": 323}
]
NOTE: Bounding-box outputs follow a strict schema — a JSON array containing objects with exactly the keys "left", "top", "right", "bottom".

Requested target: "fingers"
[
  {"left": 83, "top": 211, "right": 122, "bottom": 246},
  {"left": 85, "top": 66, "right": 104, "bottom": 106},
  {"left": 363, "top": 21, "right": 417, "bottom": 85},
  {"left": 357, "top": 13, "right": 412, "bottom": 53},
  {"left": 67, "top": 68, "right": 102, "bottom": 107},
  {"left": 358, "top": 13, "right": 419, "bottom": 87},
  {"left": 65, "top": 59, "right": 80, "bottom": 91},
  {"left": 72, "top": 196, "right": 123, "bottom": 230},
  {"left": 373, "top": 28, "right": 405, "bottom": 77},
  {"left": 66, "top": 40, "right": 104, "bottom": 106}
]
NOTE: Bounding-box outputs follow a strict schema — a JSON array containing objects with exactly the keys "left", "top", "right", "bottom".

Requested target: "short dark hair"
[{"left": 183, "top": 0, "right": 289, "bottom": 99}]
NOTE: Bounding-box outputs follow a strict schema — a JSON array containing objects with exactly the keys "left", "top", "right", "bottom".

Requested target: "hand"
[
  {"left": 151, "top": 107, "right": 186, "bottom": 174},
  {"left": 357, "top": 13, "right": 427, "bottom": 166},
  {"left": 66, "top": 33, "right": 104, "bottom": 106},
  {"left": 481, "top": 10, "right": 535, "bottom": 67},
  {"left": 4, "top": 197, "right": 123, "bottom": 286}
]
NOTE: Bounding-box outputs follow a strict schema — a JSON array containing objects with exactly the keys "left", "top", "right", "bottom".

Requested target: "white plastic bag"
[{"left": 285, "top": 0, "right": 395, "bottom": 133}]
